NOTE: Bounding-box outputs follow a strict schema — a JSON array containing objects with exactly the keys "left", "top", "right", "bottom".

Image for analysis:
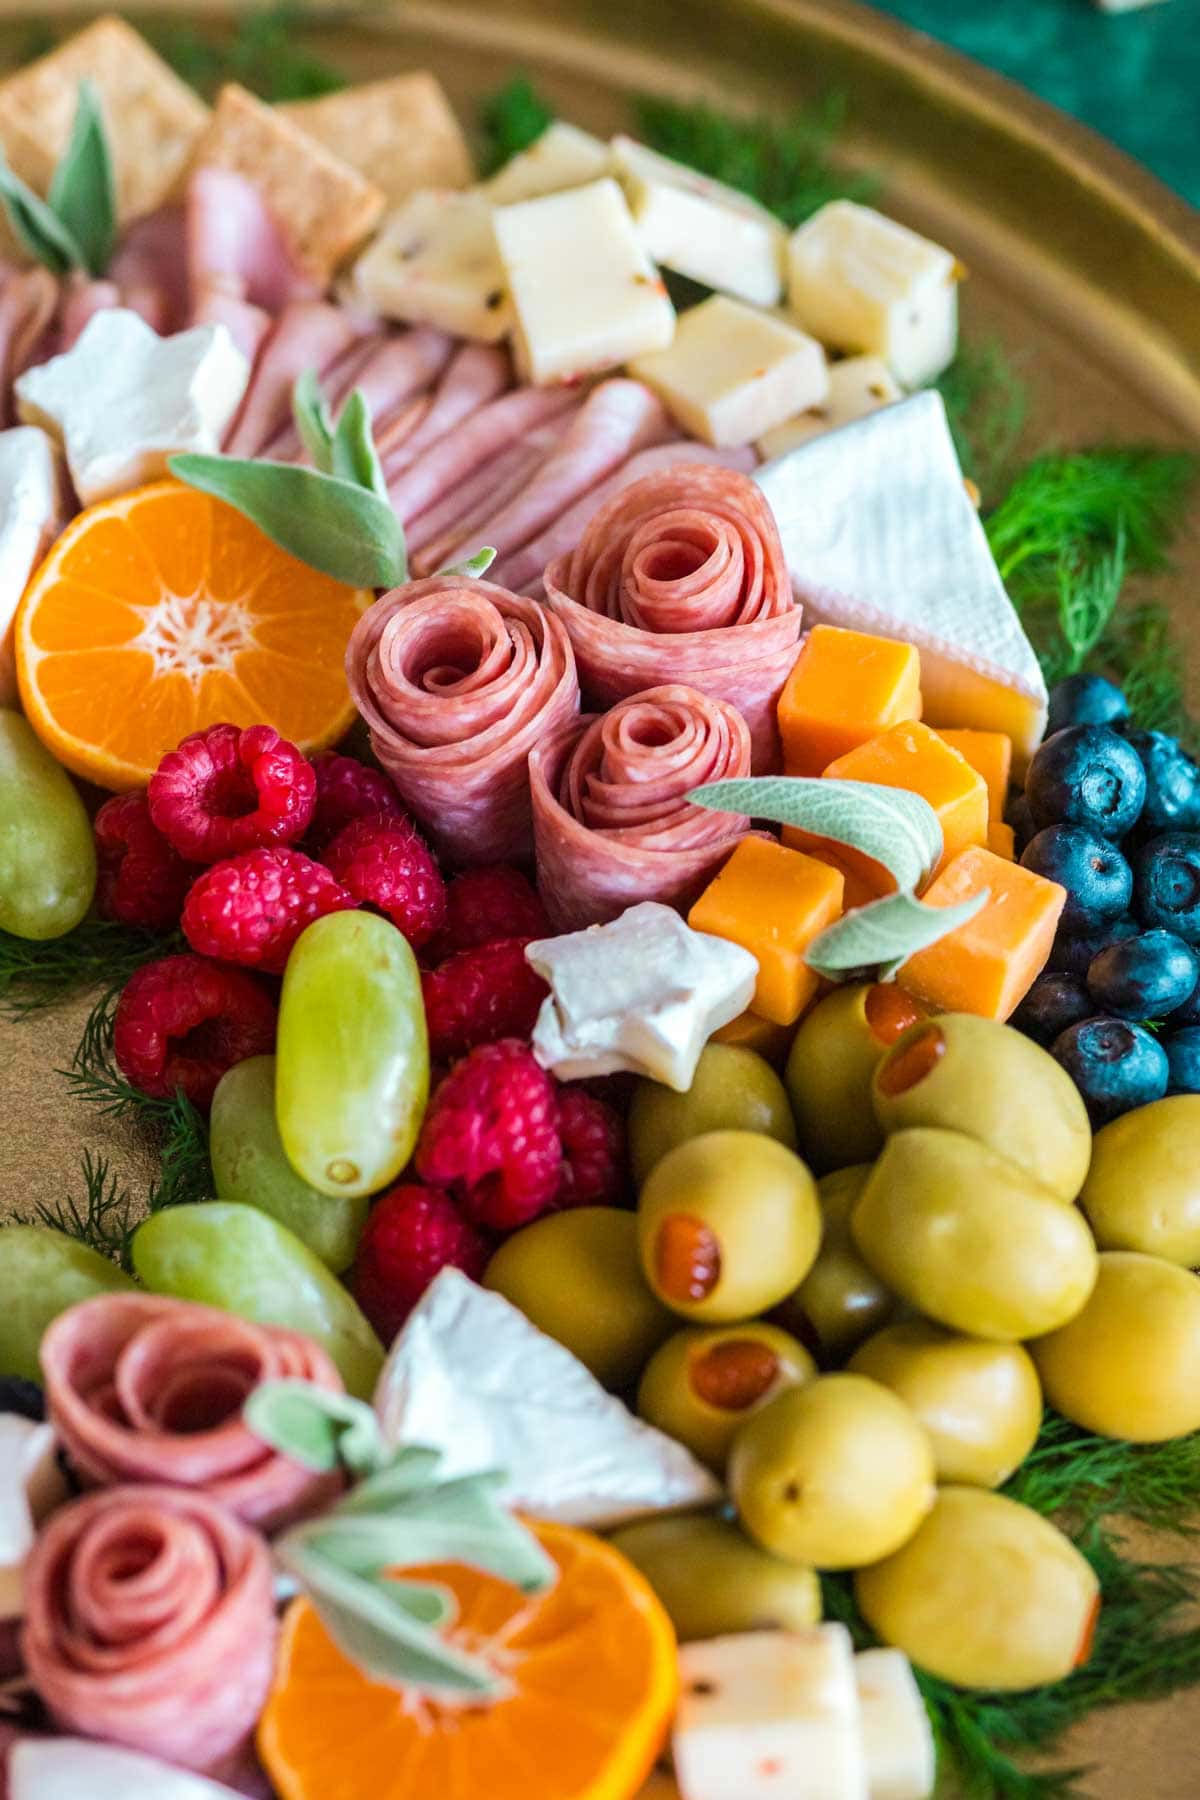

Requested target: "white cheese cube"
[
  {"left": 348, "top": 189, "right": 512, "bottom": 341},
  {"left": 630, "top": 294, "right": 827, "bottom": 447},
  {"left": 481, "top": 120, "right": 613, "bottom": 204},
  {"left": 674, "top": 1626, "right": 869, "bottom": 1800},
  {"left": 786, "top": 200, "right": 959, "bottom": 387},
  {"left": 855, "top": 1650, "right": 935, "bottom": 1800},
  {"left": 0, "top": 426, "right": 61, "bottom": 704},
  {"left": 15, "top": 309, "right": 250, "bottom": 507},
  {"left": 493, "top": 177, "right": 676, "bottom": 384},
  {"left": 612, "top": 135, "right": 786, "bottom": 307},
  {"left": 756, "top": 354, "right": 901, "bottom": 458}
]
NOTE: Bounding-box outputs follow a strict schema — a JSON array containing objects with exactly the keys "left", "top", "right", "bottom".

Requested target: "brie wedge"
[
  {"left": 756, "top": 354, "right": 901, "bottom": 458},
  {"left": 855, "top": 1649, "right": 936, "bottom": 1800},
  {"left": 756, "top": 391, "right": 1049, "bottom": 760},
  {"left": 9, "top": 1740, "right": 244, "bottom": 1800},
  {"left": 0, "top": 1413, "right": 69, "bottom": 1619},
  {"left": 0, "top": 425, "right": 61, "bottom": 704},
  {"left": 481, "top": 120, "right": 613, "bottom": 204},
  {"left": 348, "top": 188, "right": 512, "bottom": 341}
]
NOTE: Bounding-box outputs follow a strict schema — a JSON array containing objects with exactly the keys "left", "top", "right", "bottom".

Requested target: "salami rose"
[
  {"left": 22, "top": 1485, "right": 275, "bottom": 1774},
  {"left": 529, "top": 684, "right": 753, "bottom": 930},
  {"left": 347, "top": 575, "right": 579, "bottom": 864},
  {"left": 41, "top": 1294, "right": 343, "bottom": 1533},
  {"left": 542, "top": 462, "right": 801, "bottom": 770}
]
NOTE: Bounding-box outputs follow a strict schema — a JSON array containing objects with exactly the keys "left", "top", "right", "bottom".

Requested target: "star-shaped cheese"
[
  {"left": 9, "top": 1740, "right": 244, "bottom": 1800},
  {"left": 15, "top": 308, "right": 250, "bottom": 506},
  {"left": 0, "top": 1412, "right": 69, "bottom": 1620},
  {"left": 0, "top": 425, "right": 61, "bottom": 703},
  {"left": 526, "top": 901, "right": 758, "bottom": 1092}
]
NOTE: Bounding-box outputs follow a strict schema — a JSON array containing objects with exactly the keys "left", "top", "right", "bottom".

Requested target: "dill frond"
[
  {"left": 478, "top": 77, "right": 555, "bottom": 174},
  {"left": 150, "top": 3, "right": 348, "bottom": 102},
  {"left": 12, "top": 1149, "right": 141, "bottom": 1266},
  {"left": 0, "top": 921, "right": 174, "bottom": 1018},
  {"left": 986, "top": 447, "right": 1196, "bottom": 586},
  {"left": 935, "top": 340, "right": 1029, "bottom": 502},
  {"left": 1005, "top": 1411, "right": 1200, "bottom": 1534}
]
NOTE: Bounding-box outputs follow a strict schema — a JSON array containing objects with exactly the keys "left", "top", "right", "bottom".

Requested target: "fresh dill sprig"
[
  {"left": 1099, "top": 598, "right": 1195, "bottom": 747},
  {"left": 12, "top": 1148, "right": 141, "bottom": 1266},
  {"left": 0, "top": 920, "right": 176, "bottom": 1018},
  {"left": 1005, "top": 1411, "right": 1200, "bottom": 1534},
  {"left": 934, "top": 340, "right": 1029, "bottom": 502},
  {"left": 478, "top": 77, "right": 555, "bottom": 174},
  {"left": 986, "top": 447, "right": 1196, "bottom": 587},
  {"left": 150, "top": 3, "right": 348, "bottom": 102}
]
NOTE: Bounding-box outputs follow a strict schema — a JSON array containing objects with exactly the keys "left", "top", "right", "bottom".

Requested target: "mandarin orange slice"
[
  {"left": 15, "top": 480, "right": 371, "bottom": 790},
  {"left": 257, "top": 1521, "right": 679, "bottom": 1800}
]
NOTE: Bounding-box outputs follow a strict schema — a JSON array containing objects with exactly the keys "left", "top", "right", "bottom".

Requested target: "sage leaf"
[
  {"left": 690, "top": 776, "right": 943, "bottom": 892},
  {"left": 437, "top": 546, "right": 498, "bottom": 579},
  {"left": 805, "top": 887, "right": 991, "bottom": 982},
  {"left": 332, "top": 388, "right": 390, "bottom": 504},
  {"left": 48, "top": 80, "right": 116, "bottom": 276},
  {"left": 0, "top": 154, "right": 83, "bottom": 276},
  {"left": 292, "top": 366, "right": 336, "bottom": 471},
  {"left": 244, "top": 1381, "right": 386, "bottom": 1477}
]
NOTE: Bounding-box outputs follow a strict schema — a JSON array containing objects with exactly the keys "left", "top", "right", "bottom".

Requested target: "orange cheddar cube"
[
  {"left": 937, "top": 729, "right": 1013, "bottom": 823},
  {"left": 900, "top": 845, "right": 1066, "bottom": 1020},
  {"left": 688, "top": 837, "right": 844, "bottom": 1027},
  {"left": 824, "top": 720, "right": 989, "bottom": 876},
  {"left": 712, "top": 1008, "right": 795, "bottom": 1065},
  {"left": 780, "top": 831, "right": 895, "bottom": 911},
  {"left": 778, "top": 625, "right": 922, "bottom": 778},
  {"left": 987, "top": 820, "right": 1016, "bottom": 861}
]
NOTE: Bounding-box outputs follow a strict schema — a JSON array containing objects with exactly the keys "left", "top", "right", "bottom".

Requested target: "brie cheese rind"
[
  {"left": 526, "top": 902, "right": 759, "bottom": 1092},
  {"left": 0, "top": 426, "right": 61, "bottom": 704},
  {"left": 349, "top": 189, "right": 512, "bottom": 342},
  {"left": 855, "top": 1648, "right": 937, "bottom": 1800},
  {"left": 0, "top": 1414, "right": 69, "bottom": 1620},
  {"left": 373, "top": 1270, "right": 721, "bottom": 1528},
  {"left": 9, "top": 1739, "right": 244, "bottom": 1800},
  {"left": 756, "top": 391, "right": 1049, "bottom": 760},
  {"left": 481, "top": 121, "right": 613, "bottom": 205},
  {"left": 755, "top": 354, "right": 901, "bottom": 459}
]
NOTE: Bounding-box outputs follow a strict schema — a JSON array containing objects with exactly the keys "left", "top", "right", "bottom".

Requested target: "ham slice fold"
[
  {"left": 529, "top": 684, "right": 753, "bottom": 930},
  {"left": 347, "top": 574, "right": 580, "bottom": 864},
  {"left": 383, "top": 341, "right": 511, "bottom": 475},
  {"left": 222, "top": 300, "right": 370, "bottom": 456},
  {"left": 40, "top": 1294, "right": 343, "bottom": 1532},
  {"left": 543, "top": 462, "right": 801, "bottom": 771},
  {"left": 387, "top": 383, "right": 579, "bottom": 523},
  {"left": 22, "top": 1485, "right": 275, "bottom": 1775}
]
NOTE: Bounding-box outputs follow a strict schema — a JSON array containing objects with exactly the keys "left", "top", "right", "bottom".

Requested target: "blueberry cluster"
[{"left": 1009, "top": 673, "right": 1200, "bottom": 1124}]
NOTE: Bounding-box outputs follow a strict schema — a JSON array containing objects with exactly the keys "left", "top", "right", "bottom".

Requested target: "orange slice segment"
[
  {"left": 16, "top": 480, "right": 372, "bottom": 790},
  {"left": 258, "top": 1521, "right": 679, "bottom": 1800}
]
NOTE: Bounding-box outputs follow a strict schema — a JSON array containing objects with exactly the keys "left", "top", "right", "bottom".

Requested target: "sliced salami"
[{"left": 528, "top": 684, "right": 753, "bottom": 930}]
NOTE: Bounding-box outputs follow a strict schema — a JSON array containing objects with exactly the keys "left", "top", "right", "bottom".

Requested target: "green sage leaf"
[
  {"left": 805, "top": 887, "right": 991, "bottom": 982},
  {"left": 690, "top": 777, "right": 943, "bottom": 892},
  {"left": 244, "top": 1380, "right": 385, "bottom": 1476},
  {"left": 0, "top": 153, "right": 83, "bottom": 276},
  {"left": 48, "top": 80, "right": 116, "bottom": 277},
  {"left": 292, "top": 366, "right": 336, "bottom": 472},
  {"left": 332, "top": 388, "right": 390, "bottom": 504},
  {"left": 437, "top": 547, "right": 498, "bottom": 579}
]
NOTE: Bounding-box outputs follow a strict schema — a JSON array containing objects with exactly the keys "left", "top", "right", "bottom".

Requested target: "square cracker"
[
  {"left": 0, "top": 15, "right": 209, "bottom": 221},
  {"left": 190, "top": 82, "right": 386, "bottom": 284},
  {"left": 279, "top": 72, "right": 473, "bottom": 207}
]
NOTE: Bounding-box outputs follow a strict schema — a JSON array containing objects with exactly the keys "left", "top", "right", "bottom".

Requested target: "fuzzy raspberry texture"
[
  {"left": 554, "top": 1089, "right": 627, "bottom": 1210},
  {"left": 352, "top": 1183, "right": 491, "bottom": 1345},
  {"left": 113, "top": 953, "right": 277, "bottom": 1110},
  {"left": 182, "top": 847, "right": 355, "bottom": 973},
  {"left": 435, "top": 865, "right": 551, "bottom": 959},
  {"left": 149, "top": 723, "right": 316, "bottom": 864},
  {"left": 416, "top": 1039, "right": 563, "bottom": 1233},
  {"left": 421, "top": 937, "right": 548, "bottom": 1063},
  {"left": 323, "top": 813, "right": 446, "bottom": 950},
  {"left": 93, "top": 793, "right": 197, "bottom": 933},
  {"left": 309, "top": 753, "right": 407, "bottom": 852}
]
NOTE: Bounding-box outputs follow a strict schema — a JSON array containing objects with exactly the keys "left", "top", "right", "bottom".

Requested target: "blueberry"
[
  {"left": 1051, "top": 1016, "right": 1169, "bottom": 1124},
  {"left": 0, "top": 1376, "right": 45, "bottom": 1421},
  {"left": 1047, "top": 917, "right": 1139, "bottom": 976},
  {"left": 1021, "top": 825, "right": 1133, "bottom": 930},
  {"left": 1006, "top": 793, "right": 1036, "bottom": 856},
  {"left": 1122, "top": 730, "right": 1200, "bottom": 834},
  {"left": 1046, "top": 674, "right": 1129, "bottom": 736},
  {"left": 1168, "top": 972, "right": 1200, "bottom": 1027},
  {"left": 1166, "top": 1027, "right": 1200, "bottom": 1094},
  {"left": 1026, "top": 725, "right": 1146, "bottom": 838},
  {"left": 1010, "top": 973, "right": 1094, "bottom": 1047},
  {"left": 1086, "top": 930, "right": 1200, "bottom": 1021},
  {"left": 1134, "top": 833, "right": 1200, "bottom": 941}
]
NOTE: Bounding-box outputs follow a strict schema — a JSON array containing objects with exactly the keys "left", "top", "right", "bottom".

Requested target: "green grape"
[
  {"left": 0, "top": 1225, "right": 136, "bottom": 1380},
  {"left": 276, "top": 911, "right": 429, "bottom": 1200},
  {"left": 131, "top": 1200, "right": 384, "bottom": 1398},
  {"left": 210, "top": 1056, "right": 368, "bottom": 1273},
  {"left": 0, "top": 710, "right": 96, "bottom": 939}
]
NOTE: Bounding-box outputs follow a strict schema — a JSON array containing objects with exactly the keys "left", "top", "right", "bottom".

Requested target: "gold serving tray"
[{"left": 2, "top": 3, "right": 1199, "bottom": 1793}]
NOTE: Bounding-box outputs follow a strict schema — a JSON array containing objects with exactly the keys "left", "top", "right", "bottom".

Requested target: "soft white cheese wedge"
[
  {"left": 755, "top": 390, "right": 1048, "bottom": 760},
  {"left": 0, "top": 1414, "right": 69, "bottom": 1619},
  {"left": 855, "top": 1650, "right": 936, "bottom": 1800},
  {"left": 348, "top": 188, "right": 512, "bottom": 341},
  {"left": 493, "top": 177, "right": 676, "bottom": 383},
  {"left": 756, "top": 354, "right": 901, "bottom": 458},
  {"left": 9, "top": 1739, "right": 244, "bottom": 1800},
  {"left": 629, "top": 294, "right": 827, "bottom": 448},
  {"left": 674, "top": 1626, "right": 869, "bottom": 1800},
  {"left": 15, "top": 309, "right": 250, "bottom": 507},
  {"left": 786, "top": 199, "right": 959, "bottom": 387},
  {"left": 611, "top": 135, "right": 786, "bottom": 307},
  {"left": 0, "top": 425, "right": 61, "bottom": 704},
  {"left": 526, "top": 901, "right": 758, "bottom": 1090},
  {"left": 481, "top": 120, "right": 613, "bottom": 204},
  {"left": 373, "top": 1269, "right": 720, "bottom": 1527}
]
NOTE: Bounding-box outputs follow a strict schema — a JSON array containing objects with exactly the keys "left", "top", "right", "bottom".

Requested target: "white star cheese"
[
  {"left": 755, "top": 354, "right": 901, "bottom": 459},
  {"left": 0, "top": 1413, "right": 69, "bottom": 1620},
  {"left": 526, "top": 902, "right": 758, "bottom": 1091},
  {"left": 481, "top": 120, "right": 613, "bottom": 204},
  {"left": 373, "top": 1269, "right": 721, "bottom": 1528},
  {"left": 15, "top": 310, "right": 250, "bottom": 507},
  {"left": 10, "top": 1740, "right": 244, "bottom": 1800},
  {"left": 0, "top": 425, "right": 61, "bottom": 704},
  {"left": 755, "top": 391, "right": 1049, "bottom": 760},
  {"left": 855, "top": 1649, "right": 936, "bottom": 1800},
  {"left": 348, "top": 188, "right": 512, "bottom": 341}
]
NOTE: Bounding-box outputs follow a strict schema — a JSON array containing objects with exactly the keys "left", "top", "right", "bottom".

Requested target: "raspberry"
[
  {"left": 94, "top": 793, "right": 197, "bottom": 932},
  {"left": 434, "top": 866, "right": 551, "bottom": 958},
  {"left": 308, "top": 753, "right": 407, "bottom": 851},
  {"left": 182, "top": 847, "right": 355, "bottom": 973},
  {"left": 323, "top": 813, "right": 446, "bottom": 949},
  {"left": 421, "top": 937, "right": 548, "bottom": 1063},
  {"left": 149, "top": 723, "right": 316, "bottom": 863},
  {"left": 554, "top": 1090, "right": 628, "bottom": 1210},
  {"left": 113, "top": 953, "right": 276, "bottom": 1110},
  {"left": 416, "top": 1040, "right": 563, "bottom": 1233},
  {"left": 351, "top": 1183, "right": 491, "bottom": 1345}
]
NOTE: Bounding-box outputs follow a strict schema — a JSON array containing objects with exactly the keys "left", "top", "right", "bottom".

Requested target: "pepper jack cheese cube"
[
  {"left": 824, "top": 721, "right": 989, "bottom": 879},
  {"left": 900, "top": 846, "right": 1066, "bottom": 1020},
  {"left": 688, "top": 838, "right": 845, "bottom": 1026},
  {"left": 612, "top": 135, "right": 786, "bottom": 307},
  {"left": 786, "top": 200, "right": 959, "bottom": 387},
  {"left": 494, "top": 178, "right": 675, "bottom": 384},
  {"left": 349, "top": 189, "right": 511, "bottom": 341},
  {"left": 481, "top": 120, "right": 612, "bottom": 204},
  {"left": 854, "top": 1649, "right": 936, "bottom": 1800},
  {"left": 756, "top": 355, "right": 902, "bottom": 459},
  {"left": 779, "top": 625, "right": 923, "bottom": 777},
  {"left": 630, "top": 295, "right": 827, "bottom": 448},
  {"left": 936, "top": 728, "right": 1013, "bottom": 824},
  {"left": 0, "top": 426, "right": 61, "bottom": 705}
]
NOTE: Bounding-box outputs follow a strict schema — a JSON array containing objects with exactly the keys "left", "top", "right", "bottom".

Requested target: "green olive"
[
  {"left": 485, "top": 1207, "right": 675, "bottom": 1389},
  {"left": 1031, "top": 1252, "right": 1200, "bottom": 1442},
  {"left": 851, "top": 1129, "right": 1098, "bottom": 1341},
  {"left": 637, "top": 1322, "right": 816, "bottom": 1471},
  {"left": 1079, "top": 1097, "right": 1200, "bottom": 1266},
  {"left": 609, "top": 1513, "right": 821, "bottom": 1641},
  {"left": 630, "top": 1044, "right": 796, "bottom": 1188},
  {"left": 775, "top": 1166, "right": 894, "bottom": 1364},
  {"left": 638, "top": 1131, "right": 821, "bottom": 1324},
  {"left": 848, "top": 1321, "right": 1042, "bottom": 1488},
  {"left": 728, "top": 1373, "right": 935, "bottom": 1570},
  {"left": 855, "top": 1487, "right": 1099, "bottom": 1691},
  {"left": 872, "top": 1015, "right": 1092, "bottom": 1203},
  {"left": 786, "top": 984, "right": 929, "bottom": 1171}
]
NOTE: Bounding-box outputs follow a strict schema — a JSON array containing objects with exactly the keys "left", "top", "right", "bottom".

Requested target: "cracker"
[{"left": 280, "top": 71, "right": 473, "bottom": 207}]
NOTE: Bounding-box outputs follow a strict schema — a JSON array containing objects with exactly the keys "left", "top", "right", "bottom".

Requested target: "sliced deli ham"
[
  {"left": 543, "top": 462, "right": 802, "bottom": 770},
  {"left": 387, "top": 383, "right": 579, "bottom": 523},
  {"left": 529, "top": 684, "right": 753, "bottom": 929},
  {"left": 347, "top": 574, "right": 579, "bottom": 863},
  {"left": 223, "top": 299, "right": 369, "bottom": 456},
  {"left": 384, "top": 341, "right": 512, "bottom": 474}
]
